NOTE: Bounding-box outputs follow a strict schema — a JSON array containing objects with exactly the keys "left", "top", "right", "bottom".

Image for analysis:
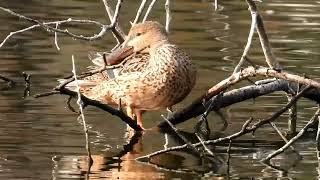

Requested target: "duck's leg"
[
  {"left": 135, "top": 110, "right": 145, "bottom": 130},
  {"left": 126, "top": 106, "right": 135, "bottom": 119},
  {"left": 125, "top": 106, "right": 136, "bottom": 137},
  {"left": 127, "top": 107, "right": 145, "bottom": 130}
]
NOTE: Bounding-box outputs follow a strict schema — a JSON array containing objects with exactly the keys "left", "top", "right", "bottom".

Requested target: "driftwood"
[
  {"left": 158, "top": 67, "right": 320, "bottom": 128},
  {"left": 1, "top": 0, "right": 320, "bottom": 172}
]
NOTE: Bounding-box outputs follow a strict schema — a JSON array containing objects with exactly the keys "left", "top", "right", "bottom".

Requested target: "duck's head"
[{"left": 122, "top": 21, "right": 168, "bottom": 53}]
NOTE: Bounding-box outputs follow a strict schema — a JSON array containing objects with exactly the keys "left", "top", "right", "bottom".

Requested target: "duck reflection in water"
[{"left": 52, "top": 131, "right": 225, "bottom": 179}]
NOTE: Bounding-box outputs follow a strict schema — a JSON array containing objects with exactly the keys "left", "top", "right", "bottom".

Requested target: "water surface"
[{"left": 0, "top": 0, "right": 320, "bottom": 179}]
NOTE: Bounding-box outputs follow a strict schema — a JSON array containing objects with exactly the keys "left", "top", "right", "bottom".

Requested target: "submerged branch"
[
  {"left": 262, "top": 108, "right": 320, "bottom": 162},
  {"left": 0, "top": 74, "right": 16, "bottom": 85}
]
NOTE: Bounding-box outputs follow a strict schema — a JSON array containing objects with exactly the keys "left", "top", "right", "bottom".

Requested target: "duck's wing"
[
  {"left": 87, "top": 51, "right": 108, "bottom": 68},
  {"left": 61, "top": 52, "right": 150, "bottom": 94},
  {"left": 118, "top": 53, "right": 150, "bottom": 75},
  {"left": 87, "top": 51, "right": 118, "bottom": 79}
]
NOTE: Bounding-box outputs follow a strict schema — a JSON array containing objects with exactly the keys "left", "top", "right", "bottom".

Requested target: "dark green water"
[{"left": 0, "top": 0, "right": 320, "bottom": 179}]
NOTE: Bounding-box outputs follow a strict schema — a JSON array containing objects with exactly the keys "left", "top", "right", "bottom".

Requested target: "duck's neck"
[
  {"left": 149, "top": 40, "right": 175, "bottom": 68},
  {"left": 150, "top": 39, "right": 170, "bottom": 55}
]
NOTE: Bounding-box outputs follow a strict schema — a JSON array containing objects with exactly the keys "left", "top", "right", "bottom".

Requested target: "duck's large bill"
[
  {"left": 104, "top": 46, "right": 134, "bottom": 66},
  {"left": 89, "top": 46, "right": 134, "bottom": 79}
]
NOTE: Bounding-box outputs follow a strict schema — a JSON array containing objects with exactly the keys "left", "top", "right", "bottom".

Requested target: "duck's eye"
[{"left": 136, "top": 32, "right": 142, "bottom": 36}]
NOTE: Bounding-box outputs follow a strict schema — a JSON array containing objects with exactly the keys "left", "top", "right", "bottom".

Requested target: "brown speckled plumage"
[{"left": 79, "top": 21, "right": 197, "bottom": 129}]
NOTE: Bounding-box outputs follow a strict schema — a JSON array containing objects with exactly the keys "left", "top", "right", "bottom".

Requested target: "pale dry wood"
[
  {"left": 71, "top": 56, "right": 93, "bottom": 165},
  {"left": 133, "top": 0, "right": 148, "bottom": 24},
  {"left": 207, "top": 66, "right": 320, "bottom": 104},
  {"left": 142, "top": 0, "right": 158, "bottom": 22},
  {"left": 54, "top": 23, "right": 60, "bottom": 51},
  {"left": 233, "top": 8, "right": 257, "bottom": 73},
  {"left": 0, "top": 18, "right": 104, "bottom": 48},
  {"left": 0, "top": 2, "right": 126, "bottom": 48},
  {"left": 246, "top": 0, "right": 282, "bottom": 70},
  {"left": 102, "top": 0, "right": 125, "bottom": 43},
  {"left": 165, "top": 0, "right": 171, "bottom": 33}
]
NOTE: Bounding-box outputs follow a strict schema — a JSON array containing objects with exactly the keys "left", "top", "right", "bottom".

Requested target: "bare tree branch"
[
  {"left": 142, "top": 0, "right": 158, "bottom": 22},
  {"left": 158, "top": 66, "right": 320, "bottom": 128},
  {"left": 214, "top": 0, "right": 218, "bottom": 11},
  {"left": 246, "top": 0, "right": 282, "bottom": 70},
  {"left": 0, "top": 74, "right": 16, "bottom": 85},
  {"left": 102, "top": 0, "right": 125, "bottom": 43},
  {"left": 268, "top": 121, "right": 301, "bottom": 158},
  {"left": 71, "top": 55, "right": 93, "bottom": 165},
  {"left": 161, "top": 115, "right": 204, "bottom": 158},
  {"left": 233, "top": 8, "right": 257, "bottom": 73},
  {"left": 150, "top": 86, "right": 312, "bottom": 157},
  {"left": 262, "top": 108, "right": 320, "bottom": 162},
  {"left": 0, "top": 7, "right": 115, "bottom": 45},
  {"left": 165, "top": 0, "right": 171, "bottom": 33},
  {"left": 54, "top": 22, "right": 60, "bottom": 51},
  {"left": 133, "top": 0, "right": 148, "bottom": 24}
]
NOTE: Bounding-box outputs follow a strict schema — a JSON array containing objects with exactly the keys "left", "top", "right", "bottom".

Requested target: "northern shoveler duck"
[{"left": 70, "top": 21, "right": 197, "bottom": 129}]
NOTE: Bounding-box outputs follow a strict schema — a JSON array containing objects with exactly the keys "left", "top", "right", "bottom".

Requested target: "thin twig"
[
  {"left": 0, "top": 7, "right": 111, "bottom": 43},
  {"left": 133, "top": 0, "right": 148, "bottom": 24},
  {"left": 0, "top": 74, "right": 16, "bottom": 85},
  {"left": 111, "top": 0, "right": 123, "bottom": 27},
  {"left": 101, "top": 0, "right": 125, "bottom": 43},
  {"left": 136, "top": 144, "right": 188, "bottom": 161},
  {"left": 22, "top": 72, "right": 31, "bottom": 86},
  {"left": 57, "top": 86, "right": 143, "bottom": 131},
  {"left": 262, "top": 107, "right": 320, "bottom": 162},
  {"left": 226, "top": 140, "right": 232, "bottom": 179},
  {"left": 54, "top": 22, "right": 60, "bottom": 51},
  {"left": 34, "top": 91, "right": 60, "bottom": 98},
  {"left": 142, "top": 0, "right": 158, "bottom": 22},
  {"left": 317, "top": 115, "right": 320, "bottom": 151},
  {"left": 195, "top": 133, "right": 214, "bottom": 156},
  {"left": 22, "top": 72, "right": 31, "bottom": 98},
  {"left": 165, "top": 0, "right": 171, "bottom": 33},
  {"left": 286, "top": 93, "right": 297, "bottom": 135},
  {"left": 214, "top": 0, "right": 218, "bottom": 11},
  {"left": 268, "top": 121, "right": 300, "bottom": 157},
  {"left": 154, "top": 86, "right": 312, "bottom": 155},
  {"left": 246, "top": 0, "right": 282, "bottom": 70},
  {"left": 233, "top": 9, "right": 257, "bottom": 73},
  {"left": 72, "top": 55, "right": 93, "bottom": 165},
  {"left": 161, "top": 115, "right": 202, "bottom": 157},
  {"left": 0, "top": 18, "right": 104, "bottom": 48}
]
